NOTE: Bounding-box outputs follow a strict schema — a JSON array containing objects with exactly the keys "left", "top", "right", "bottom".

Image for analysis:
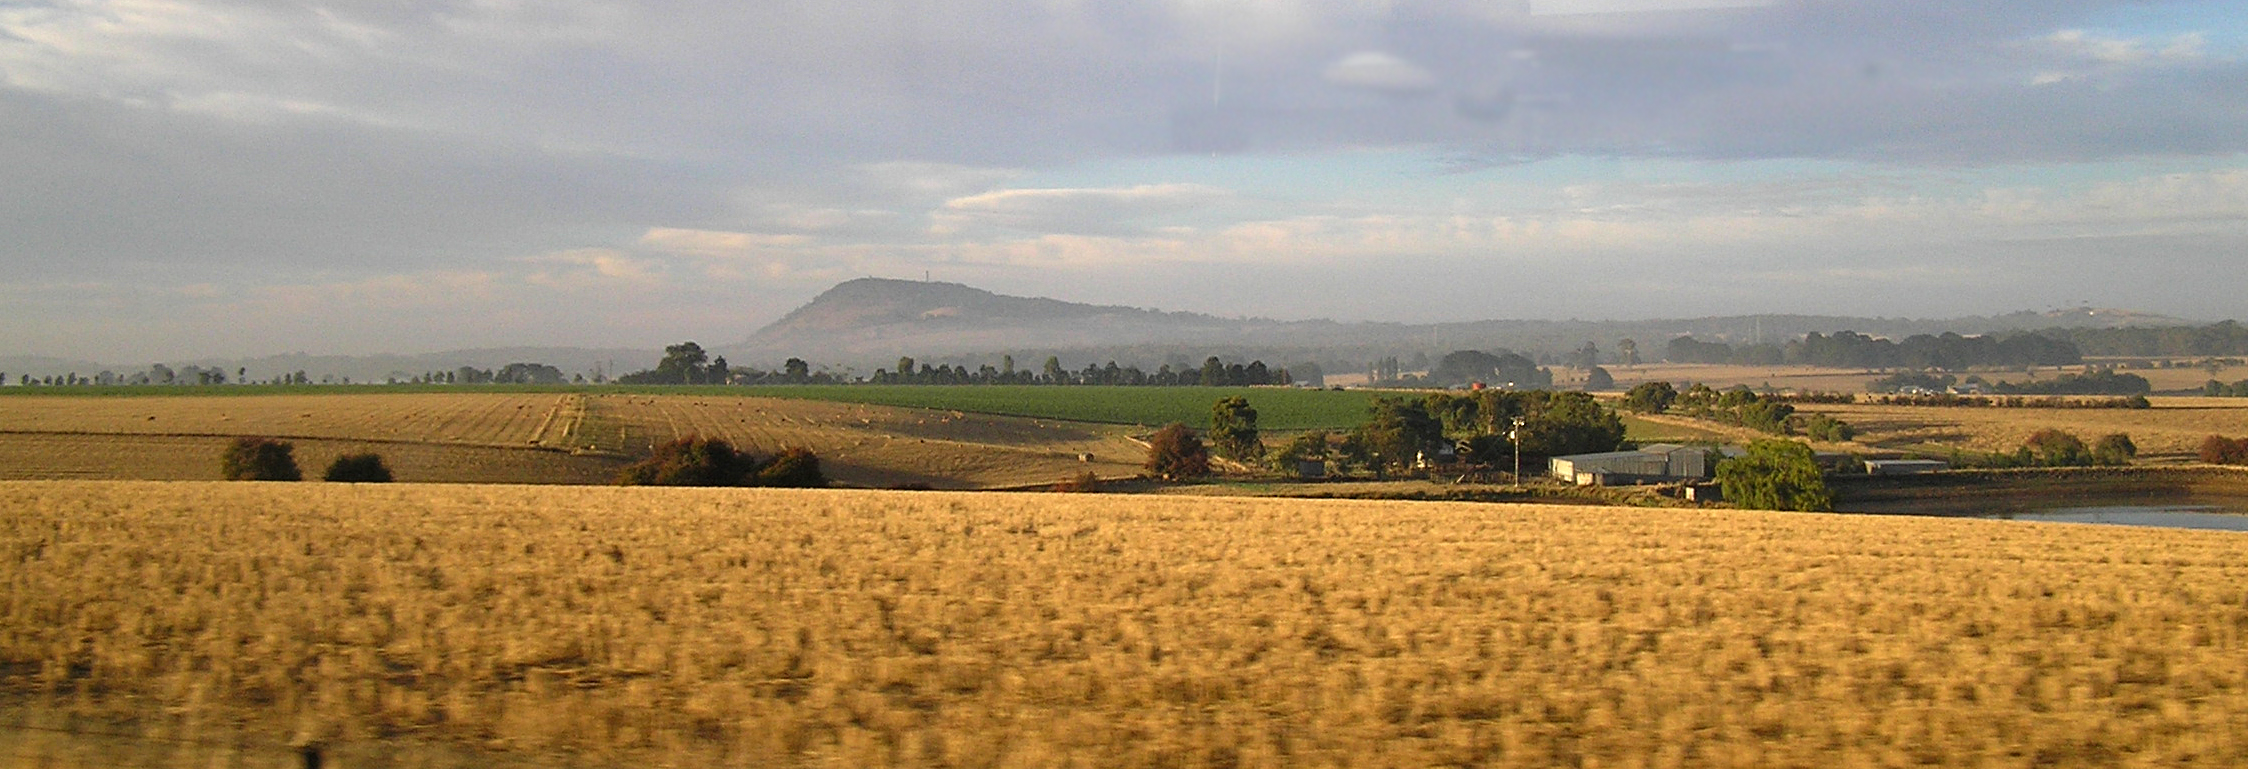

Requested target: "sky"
[{"left": 3, "top": 0, "right": 2246, "bottom": 361}]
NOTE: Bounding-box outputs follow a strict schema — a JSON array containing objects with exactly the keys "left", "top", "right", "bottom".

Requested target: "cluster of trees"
[
  {"left": 617, "top": 343, "right": 736, "bottom": 385},
  {"left": 1991, "top": 369, "right": 2151, "bottom": 396},
  {"left": 1676, "top": 385, "right": 1797, "bottom": 435},
  {"left": 1626, "top": 381, "right": 1854, "bottom": 440},
  {"left": 1148, "top": 389, "right": 1629, "bottom": 483},
  {"left": 1716, "top": 440, "right": 1833, "bottom": 512},
  {"left": 1326, "top": 390, "right": 1625, "bottom": 475},
  {"left": 1949, "top": 430, "right": 2139, "bottom": 468},
  {"left": 1666, "top": 331, "right": 2081, "bottom": 370},
  {"left": 410, "top": 363, "right": 570, "bottom": 385},
  {"left": 219, "top": 437, "right": 393, "bottom": 482},
  {"left": 2207, "top": 379, "right": 2248, "bottom": 397},
  {"left": 6, "top": 365, "right": 332, "bottom": 387},
  {"left": 1424, "top": 350, "right": 1553, "bottom": 389},
  {"left": 2042, "top": 321, "right": 2248, "bottom": 357},
  {"left": 614, "top": 436, "right": 826, "bottom": 487}
]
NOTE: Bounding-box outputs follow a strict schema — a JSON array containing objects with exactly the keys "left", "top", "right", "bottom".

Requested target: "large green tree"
[
  {"left": 1354, "top": 397, "right": 1445, "bottom": 475},
  {"left": 658, "top": 342, "right": 710, "bottom": 384},
  {"left": 1208, "top": 396, "right": 1264, "bottom": 462},
  {"left": 1621, "top": 381, "right": 1677, "bottom": 414},
  {"left": 1716, "top": 440, "right": 1833, "bottom": 512}
]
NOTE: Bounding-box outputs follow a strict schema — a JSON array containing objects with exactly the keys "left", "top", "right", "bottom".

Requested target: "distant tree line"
[
  {"left": 2204, "top": 379, "right": 2248, "bottom": 397},
  {"left": 2035, "top": 321, "right": 2248, "bottom": 357},
  {"left": 868, "top": 355, "right": 1294, "bottom": 387},
  {"left": 612, "top": 343, "right": 1305, "bottom": 388},
  {"left": 1665, "top": 331, "right": 2081, "bottom": 370}
]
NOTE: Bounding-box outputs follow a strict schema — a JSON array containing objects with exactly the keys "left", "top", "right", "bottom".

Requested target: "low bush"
[
  {"left": 2090, "top": 434, "right": 2137, "bottom": 466},
  {"left": 220, "top": 437, "right": 301, "bottom": 481},
  {"left": 755, "top": 447, "right": 827, "bottom": 488},
  {"left": 1800, "top": 414, "right": 1855, "bottom": 442},
  {"left": 617, "top": 437, "right": 826, "bottom": 487},
  {"left": 2201, "top": 435, "right": 2248, "bottom": 466},
  {"left": 1050, "top": 471, "right": 1101, "bottom": 493},
  {"left": 323, "top": 452, "right": 394, "bottom": 483},
  {"left": 1144, "top": 423, "right": 1210, "bottom": 480}
]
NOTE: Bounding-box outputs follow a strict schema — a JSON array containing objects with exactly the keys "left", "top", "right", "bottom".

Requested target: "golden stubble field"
[
  {"left": 0, "top": 393, "right": 1144, "bottom": 489},
  {"left": 1609, "top": 362, "right": 2248, "bottom": 395},
  {"left": 1792, "top": 397, "right": 2248, "bottom": 459},
  {"left": 3, "top": 481, "right": 2245, "bottom": 768}
]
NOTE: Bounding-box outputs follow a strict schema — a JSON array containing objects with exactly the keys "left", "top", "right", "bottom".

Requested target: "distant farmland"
[
  {"left": 735, "top": 385, "right": 1380, "bottom": 430},
  {"left": 3, "top": 481, "right": 2244, "bottom": 768}
]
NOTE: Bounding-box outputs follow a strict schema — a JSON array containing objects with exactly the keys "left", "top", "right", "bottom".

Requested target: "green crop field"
[{"left": 736, "top": 385, "right": 1382, "bottom": 430}]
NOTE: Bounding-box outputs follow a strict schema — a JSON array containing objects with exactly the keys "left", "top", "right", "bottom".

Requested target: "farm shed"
[
  {"left": 1864, "top": 459, "right": 1949, "bottom": 475},
  {"left": 1550, "top": 444, "right": 1728, "bottom": 486}
]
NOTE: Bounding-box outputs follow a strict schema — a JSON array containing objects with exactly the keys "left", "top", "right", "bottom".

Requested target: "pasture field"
[
  {"left": 4, "top": 481, "right": 2247, "bottom": 768},
  {"left": 731, "top": 385, "right": 1379, "bottom": 431}
]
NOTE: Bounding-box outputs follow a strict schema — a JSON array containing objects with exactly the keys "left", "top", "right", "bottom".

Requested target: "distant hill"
[
  {"left": 725, "top": 278, "right": 2194, "bottom": 371},
  {"left": 736, "top": 278, "right": 1293, "bottom": 361}
]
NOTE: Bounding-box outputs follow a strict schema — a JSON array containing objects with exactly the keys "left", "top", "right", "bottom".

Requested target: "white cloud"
[
  {"left": 934, "top": 183, "right": 1231, "bottom": 235},
  {"left": 1322, "top": 51, "right": 1438, "bottom": 93},
  {"left": 638, "top": 228, "right": 812, "bottom": 258},
  {"left": 519, "top": 248, "right": 664, "bottom": 288}
]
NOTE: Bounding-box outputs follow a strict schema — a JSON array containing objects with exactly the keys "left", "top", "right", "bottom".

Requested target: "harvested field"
[
  {"left": 580, "top": 394, "right": 1146, "bottom": 489},
  {"left": 1794, "top": 397, "right": 2248, "bottom": 459},
  {"left": 0, "top": 393, "right": 1146, "bottom": 489},
  {"left": 0, "top": 392, "right": 579, "bottom": 447},
  {"left": 728, "top": 385, "right": 1378, "bottom": 431},
  {"left": 4, "top": 481, "right": 2246, "bottom": 768},
  {"left": 1609, "top": 363, "right": 1891, "bottom": 393},
  {"left": 1612, "top": 361, "right": 2248, "bottom": 395}
]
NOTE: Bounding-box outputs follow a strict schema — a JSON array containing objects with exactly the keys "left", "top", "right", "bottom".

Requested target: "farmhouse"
[{"left": 1549, "top": 443, "right": 1734, "bottom": 486}]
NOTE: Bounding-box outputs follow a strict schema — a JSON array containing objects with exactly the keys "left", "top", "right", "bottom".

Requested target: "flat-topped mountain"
[{"left": 736, "top": 278, "right": 1284, "bottom": 359}]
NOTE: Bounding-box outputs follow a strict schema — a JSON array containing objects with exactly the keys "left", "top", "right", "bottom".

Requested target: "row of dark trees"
[
  {"left": 614, "top": 342, "right": 1303, "bottom": 388},
  {"left": 1666, "top": 331, "right": 2082, "bottom": 370},
  {"left": 1148, "top": 388, "right": 1630, "bottom": 482},
  {"left": 2040, "top": 321, "right": 2248, "bottom": 357}
]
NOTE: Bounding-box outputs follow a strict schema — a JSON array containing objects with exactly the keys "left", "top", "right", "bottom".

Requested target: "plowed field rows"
[
  {"left": 584, "top": 395, "right": 1145, "bottom": 488},
  {"left": 0, "top": 393, "right": 574, "bottom": 447}
]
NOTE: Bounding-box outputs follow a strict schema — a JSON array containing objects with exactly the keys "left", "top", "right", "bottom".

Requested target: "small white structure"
[{"left": 1864, "top": 459, "right": 1949, "bottom": 475}]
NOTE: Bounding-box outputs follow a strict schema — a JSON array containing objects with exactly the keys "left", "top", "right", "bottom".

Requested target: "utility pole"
[{"left": 1510, "top": 416, "right": 1526, "bottom": 485}]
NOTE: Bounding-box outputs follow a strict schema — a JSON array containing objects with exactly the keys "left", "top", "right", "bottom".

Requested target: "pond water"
[{"left": 1983, "top": 505, "right": 2248, "bottom": 532}]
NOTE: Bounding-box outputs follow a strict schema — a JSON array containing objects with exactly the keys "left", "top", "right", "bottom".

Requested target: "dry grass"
[
  {"left": 0, "top": 393, "right": 1144, "bottom": 489},
  {"left": 1796, "top": 397, "right": 2248, "bottom": 459},
  {"left": 1612, "top": 362, "right": 2248, "bottom": 395},
  {"left": 4, "top": 481, "right": 2246, "bottom": 768}
]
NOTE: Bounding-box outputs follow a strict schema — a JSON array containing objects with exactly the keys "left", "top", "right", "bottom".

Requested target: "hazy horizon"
[{"left": 5, "top": 1, "right": 2245, "bottom": 361}]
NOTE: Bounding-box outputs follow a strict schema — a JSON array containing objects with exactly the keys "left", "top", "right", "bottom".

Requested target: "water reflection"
[{"left": 1985, "top": 505, "right": 2248, "bottom": 532}]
